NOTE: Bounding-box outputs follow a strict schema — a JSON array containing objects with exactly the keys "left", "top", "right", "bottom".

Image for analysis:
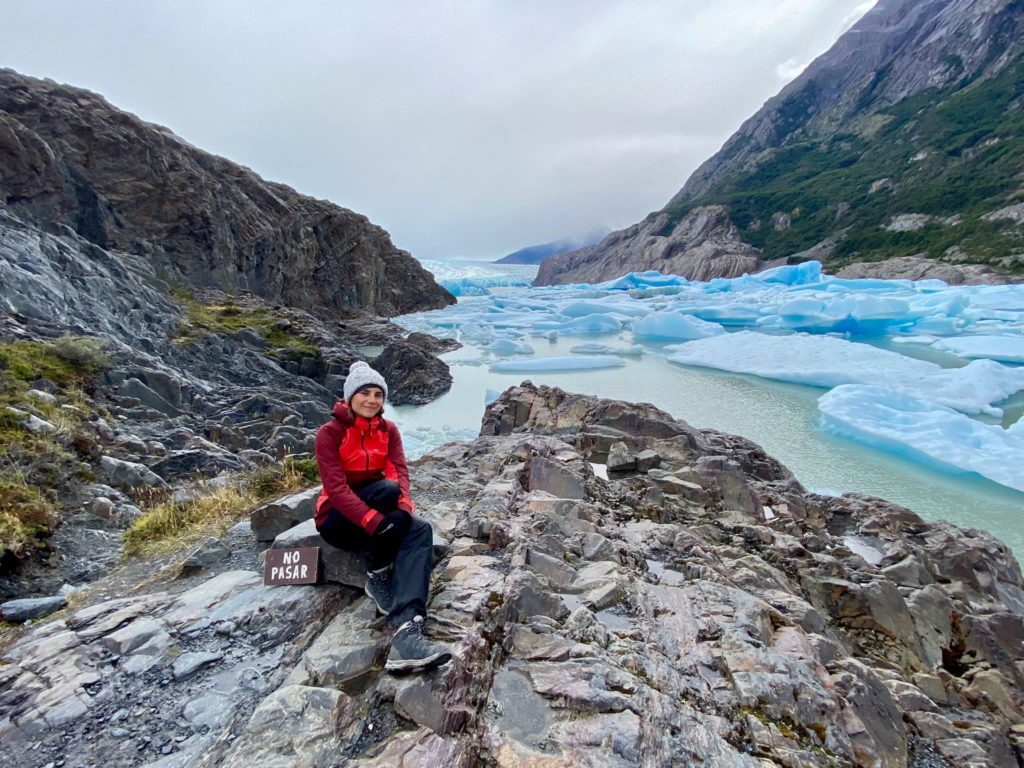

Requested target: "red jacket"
[{"left": 314, "top": 400, "right": 414, "bottom": 532}]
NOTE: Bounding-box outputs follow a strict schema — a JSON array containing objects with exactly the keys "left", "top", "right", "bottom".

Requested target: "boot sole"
[
  {"left": 385, "top": 651, "right": 452, "bottom": 674},
  {"left": 368, "top": 595, "right": 390, "bottom": 615}
]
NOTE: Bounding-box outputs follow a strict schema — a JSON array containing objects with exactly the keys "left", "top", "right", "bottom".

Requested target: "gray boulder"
[
  {"left": 271, "top": 519, "right": 367, "bottom": 588},
  {"left": 251, "top": 487, "right": 320, "bottom": 542},
  {"left": 98, "top": 455, "right": 168, "bottom": 492},
  {"left": 0, "top": 596, "right": 67, "bottom": 622}
]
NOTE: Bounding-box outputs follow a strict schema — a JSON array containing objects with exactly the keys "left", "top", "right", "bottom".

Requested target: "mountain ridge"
[
  {"left": 0, "top": 68, "right": 454, "bottom": 317},
  {"left": 495, "top": 227, "right": 611, "bottom": 265},
  {"left": 535, "top": 0, "right": 1024, "bottom": 286}
]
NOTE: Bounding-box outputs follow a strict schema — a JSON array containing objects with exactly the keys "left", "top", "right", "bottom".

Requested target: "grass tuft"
[{"left": 123, "top": 458, "right": 319, "bottom": 557}]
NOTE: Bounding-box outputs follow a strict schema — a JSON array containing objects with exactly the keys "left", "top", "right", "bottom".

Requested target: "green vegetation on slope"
[
  {"left": 171, "top": 285, "right": 319, "bottom": 361},
  {"left": 0, "top": 336, "right": 110, "bottom": 559},
  {"left": 664, "top": 51, "right": 1024, "bottom": 272}
]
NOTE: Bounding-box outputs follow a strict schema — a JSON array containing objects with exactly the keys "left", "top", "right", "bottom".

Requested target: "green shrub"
[
  {"left": 48, "top": 334, "right": 111, "bottom": 374},
  {"left": 0, "top": 336, "right": 108, "bottom": 386},
  {"left": 0, "top": 477, "right": 51, "bottom": 559}
]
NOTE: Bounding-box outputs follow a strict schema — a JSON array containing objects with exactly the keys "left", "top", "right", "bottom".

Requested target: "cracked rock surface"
[{"left": 2, "top": 383, "right": 1023, "bottom": 767}]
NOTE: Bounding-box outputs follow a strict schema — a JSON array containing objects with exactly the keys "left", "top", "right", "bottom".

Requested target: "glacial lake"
[{"left": 392, "top": 331, "right": 1024, "bottom": 561}]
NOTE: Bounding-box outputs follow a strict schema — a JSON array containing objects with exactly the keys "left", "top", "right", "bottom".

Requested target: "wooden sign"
[{"left": 265, "top": 547, "right": 320, "bottom": 585}]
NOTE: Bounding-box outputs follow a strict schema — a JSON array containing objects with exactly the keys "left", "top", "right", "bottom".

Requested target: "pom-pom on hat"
[{"left": 343, "top": 361, "right": 388, "bottom": 404}]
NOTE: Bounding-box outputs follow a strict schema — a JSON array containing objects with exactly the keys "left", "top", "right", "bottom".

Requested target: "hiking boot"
[
  {"left": 385, "top": 616, "right": 452, "bottom": 673},
  {"left": 364, "top": 567, "right": 394, "bottom": 615}
]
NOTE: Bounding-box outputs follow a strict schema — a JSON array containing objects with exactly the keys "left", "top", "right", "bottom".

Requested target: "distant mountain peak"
[{"left": 495, "top": 226, "right": 612, "bottom": 265}]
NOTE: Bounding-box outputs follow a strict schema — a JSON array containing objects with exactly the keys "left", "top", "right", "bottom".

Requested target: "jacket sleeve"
[
  {"left": 315, "top": 420, "right": 384, "bottom": 533},
  {"left": 386, "top": 421, "right": 415, "bottom": 513}
]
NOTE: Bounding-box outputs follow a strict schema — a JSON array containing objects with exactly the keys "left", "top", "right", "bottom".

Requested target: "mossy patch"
[
  {"left": 0, "top": 336, "right": 108, "bottom": 560},
  {"left": 171, "top": 293, "right": 318, "bottom": 361}
]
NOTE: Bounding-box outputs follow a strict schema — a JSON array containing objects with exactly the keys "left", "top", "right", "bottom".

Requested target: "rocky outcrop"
[
  {"left": 0, "top": 68, "right": 454, "bottom": 317},
  {"left": 834, "top": 255, "right": 1014, "bottom": 285},
  {"left": 3, "top": 384, "right": 1021, "bottom": 767},
  {"left": 534, "top": 206, "right": 766, "bottom": 286},
  {"left": 371, "top": 339, "right": 455, "bottom": 406},
  {"left": 0, "top": 200, "right": 455, "bottom": 595},
  {"left": 0, "top": 67, "right": 462, "bottom": 592}
]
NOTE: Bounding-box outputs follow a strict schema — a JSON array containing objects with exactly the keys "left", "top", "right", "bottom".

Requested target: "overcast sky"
[{"left": 1, "top": 1, "right": 876, "bottom": 261}]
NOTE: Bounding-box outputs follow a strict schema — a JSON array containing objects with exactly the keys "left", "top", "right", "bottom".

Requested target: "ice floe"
[
  {"left": 490, "top": 355, "right": 626, "bottom": 373},
  {"left": 931, "top": 335, "right": 1024, "bottom": 364},
  {"left": 664, "top": 331, "right": 1024, "bottom": 416},
  {"left": 819, "top": 385, "right": 1024, "bottom": 493}
]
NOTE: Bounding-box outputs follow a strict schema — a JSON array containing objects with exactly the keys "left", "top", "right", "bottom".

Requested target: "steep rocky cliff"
[
  {"left": 0, "top": 69, "right": 454, "bottom": 317},
  {"left": 2, "top": 384, "right": 1022, "bottom": 766},
  {"left": 536, "top": 0, "right": 1024, "bottom": 286}
]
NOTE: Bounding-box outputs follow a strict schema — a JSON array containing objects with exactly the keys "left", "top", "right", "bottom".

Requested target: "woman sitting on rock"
[{"left": 314, "top": 361, "right": 451, "bottom": 673}]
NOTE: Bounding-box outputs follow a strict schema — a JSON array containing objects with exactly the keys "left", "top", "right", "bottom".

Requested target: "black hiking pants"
[{"left": 316, "top": 478, "right": 433, "bottom": 626}]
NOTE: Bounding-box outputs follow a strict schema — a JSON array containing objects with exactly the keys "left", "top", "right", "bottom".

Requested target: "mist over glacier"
[{"left": 392, "top": 259, "right": 1024, "bottom": 555}]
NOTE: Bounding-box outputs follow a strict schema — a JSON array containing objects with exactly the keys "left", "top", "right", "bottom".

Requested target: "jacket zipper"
[{"left": 359, "top": 420, "right": 371, "bottom": 472}]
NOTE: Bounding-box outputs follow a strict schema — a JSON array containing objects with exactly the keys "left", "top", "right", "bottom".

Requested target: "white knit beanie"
[{"left": 343, "top": 361, "right": 388, "bottom": 404}]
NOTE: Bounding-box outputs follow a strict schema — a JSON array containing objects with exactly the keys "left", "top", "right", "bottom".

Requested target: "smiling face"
[{"left": 349, "top": 386, "right": 385, "bottom": 419}]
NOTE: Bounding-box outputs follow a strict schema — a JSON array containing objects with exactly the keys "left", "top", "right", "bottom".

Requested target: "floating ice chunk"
[
  {"left": 490, "top": 355, "right": 626, "bottom": 373},
  {"left": 597, "top": 271, "right": 688, "bottom": 291},
  {"left": 558, "top": 298, "right": 649, "bottom": 318},
  {"left": 906, "top": 316, "right": 966, "bottom": 335},
  {"left": 532, "top": 314, "right": 623, "bottom": 335},
  {"left": 892, "top": 335, "right": 939, "bottom": 345},
  {"left": 753, "top": 260, "right": 823, "bottom": 285},
  {"left": 819, "top": 385, "right": 1024, "bottom": 493},
  {"left": 483, "top": 339, "right": 535, "bottom": 355},
  {"left": 485, "top": 389, "right": 502, "bottom": 405},
  {"left": 763, "top": 298, "right": 849, "bottom": 332},
  {"left": 570, "top": 342, "right": 644, "bottom": 356},
  {"left": 559, "top": 301, "right": 620, "bottom": 317},
  {"left": 687, "top": 304, "right": 764, "bottom": 326},
  {"left": 961, "top": 285, "right": 1024, "bottom": 311},
  {"left": 396, "top": 424, "right": 482, "bottom": 460},
  {"left": 633, "top": 311, "right": 725, "bottom": 341},
  {"left": 762, "top": 295, "right": 916, "bottom": 334},
  {"left": 931, "top": 335, "right": 1024, "bottom": 364},
  {"left": 838, "top": 296, "right": 915, "bottom": 335},
  {"left": 665, "top": 331, "right": 1024, "bottom": 415}
]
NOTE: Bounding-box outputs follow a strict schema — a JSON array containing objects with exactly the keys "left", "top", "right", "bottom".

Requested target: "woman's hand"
[{"left": 372, "top": 512, "right": 411, "bottom": 565}]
